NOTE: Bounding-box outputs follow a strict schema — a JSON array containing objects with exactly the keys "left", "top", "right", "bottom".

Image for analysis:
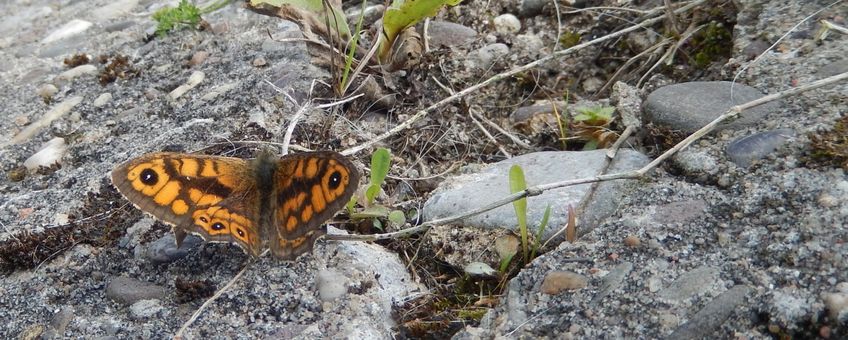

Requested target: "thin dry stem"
[{"left": 175, "top": 259, "right": 254, "bottom": 338}]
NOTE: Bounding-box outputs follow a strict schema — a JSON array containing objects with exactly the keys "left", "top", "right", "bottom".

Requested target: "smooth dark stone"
[{"left": 726, "top": 129, "right": 795, "bottom": 168}]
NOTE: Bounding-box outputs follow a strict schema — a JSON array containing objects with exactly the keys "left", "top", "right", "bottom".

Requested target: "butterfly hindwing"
[{"left": 269, "top": 151, "right": 360, "bottom": 260}]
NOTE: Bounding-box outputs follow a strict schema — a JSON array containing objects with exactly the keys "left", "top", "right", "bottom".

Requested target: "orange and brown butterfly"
[{"left": 110, "top": 149, "right": 360, "bottom": 260}]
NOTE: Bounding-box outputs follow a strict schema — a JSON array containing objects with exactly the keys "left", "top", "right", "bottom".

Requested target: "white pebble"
[
  {"left": 43, "top": 19, "right": 92, "bottom": 44},
  {"left": 24, "top": 137, "right": 67, "bottom": 170},
  {"left": 93, "top": 93, "right": 113, "bottom": 108},
  {"left": 493, "top": 14, "right": 521, "bottom": 34}
]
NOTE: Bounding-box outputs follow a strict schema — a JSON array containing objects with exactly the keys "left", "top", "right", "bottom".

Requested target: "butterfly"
[{"left": 111, "top": 149, "right": 360, "bottom": 260}]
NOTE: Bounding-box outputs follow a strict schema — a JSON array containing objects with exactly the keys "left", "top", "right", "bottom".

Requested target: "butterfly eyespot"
[
  {"left": 199, "top": 216, "right": 209, "bottom": 223},
  {"left": 328, "top": 171, "right": 342, "bottom": 190},
  {"left": 140, "top": 168, "right": 158, "bottom": 185},
  {"left": 236, "top": 228, "right": 245, "bottom": 237},
  {"left": 211, "top": 222, "right": 226, "bottom": 230}
]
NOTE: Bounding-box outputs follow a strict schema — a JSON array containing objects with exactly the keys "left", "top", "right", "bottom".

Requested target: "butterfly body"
[{"left": 111, "top": 150, "right": 359, "bottom": 260}]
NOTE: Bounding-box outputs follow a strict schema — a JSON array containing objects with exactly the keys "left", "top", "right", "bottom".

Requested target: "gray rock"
[
  {"left": 427, "top": 21, "right": 477, "bottom": 48},
  {"left": 643, "top": 81, "right": 781, "bottom": 134},
  {"left": 726, "top": 129, "right": 795, "bottom": 168},
  {"left": 658, "top": 266, "right": 720, "bottom": 302},
  {"left": 41, "top": 307, "right": 74, "bottom": 339},
  {"left": 129, "top": 299, "right": 163, "bottom": 319},
  {"left": 465, "top": 43, "right": 509, "bottom": 70},
  {"left": 765, "top": 288, "right": 815, "bottom": 331},
  {"left": 667, "top": 285, "right": 751, "bottom": 339},
  {"left": 105, "top": 276, "right": 167, "bottom": 305},
  {"left": 424, "top": 150, "right": 649, "bottom": 239},
  {"left": 652, "top": 199, "right": 708, "bottom": 225},
  {"left": 590, "top": 262, "right": 633, "bottom": 306},
  {"left": 140, "top": 233, "right": 203, "bottom": 264},
  {"left": 519, "top": 0, "right": 547, "bottom": 17},
  {"left": 42, "top": 19, "right": 91, "bottom": 44},
  {"left": 103, "top": 20, "right": 135, "bottom": 33},
  {"left": 514, "top": 33, "right": 545, "bottom": 58},
  {"left": 316, "top": 269, "right": 347, "bottom": 302},
  {"left": 89, "top": 0, "right": 138, "bottom": 21}
]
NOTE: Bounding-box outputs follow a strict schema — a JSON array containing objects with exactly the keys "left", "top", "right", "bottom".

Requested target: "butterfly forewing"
[
  {"left": 269, "top": 152, "right": 360, "bottom": 260},
  {"left": 111, "top": 152, "right": 261, "bottom": 254}
]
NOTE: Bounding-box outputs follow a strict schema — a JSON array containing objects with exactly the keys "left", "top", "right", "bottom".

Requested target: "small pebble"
[
  {"left": 252, "top": 57, "right": 267, "bottom": 67},
  {"left": 129, "top": 299, "right": 163, "bottom": 319},
  {"left": 189, "top": 51, "right": 209, "bottom": 66},
  {"left": 624, "top": 235, "right": 641, "bottom": 247},
  {"left": 821, "top": 291, "right": 848, "bottom": 321},
  {"left": 493, "top": 14, "right": 521, "bottom": 34},
  {"left": 609, "top": 253, "right": 619, "bottom": 260},
  {"left": 37, "top": 84, "right": 58, "bottom": 100},
  {"left": 93, "top": 93, "right": 112, "bottom": 107},
  {"left": 540, "top": 271, "right": 589, "bottom": 294}
]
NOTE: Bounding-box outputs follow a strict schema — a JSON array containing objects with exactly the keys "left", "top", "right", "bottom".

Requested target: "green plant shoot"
[
  {"left": 378, "top": 0, "right": 463, "bottom": 62},
  {"left": 574, "top": 106, "right": 614, "bottom": 124},
  {"left": 152, "top": 0, "right": 230, "bottom": 37},
  {"left": 340, "top": 0, "right": 369, "bottom": 92},
  {"left": 366, "top": 148, "right": 391, "bottom": 205},
  {"left": 530, "top": 205, "right": 550, "bottom": 259},
  {"left": 509, "top": 165, "right": 528, "bottom": 261}
]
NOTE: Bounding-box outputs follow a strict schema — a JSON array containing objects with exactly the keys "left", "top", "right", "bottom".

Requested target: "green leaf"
[
  {"left": 388, "top": 210, "right": 406, "bottom": 227},
  {"left": 378, "top": 0, "right": 463, "bottom": 62},
  {"left": 340, "top": 0, "right": 368, "bottom": 92},
  {"left": 530, "top": 205, "right": 551, "bottom": 259},
  {"left": 365, "top": 184, "right": 381, "bottom": 204},
  {"left": 366, "top": 148, "right": 391, "bottom": 204},
  {"left": 351, "top": 205, "right": 390, "bottom": 219},
  {"left": 345, "top": 196, "right": 357, "bottom": 214},
  {"left": 509, "top": 165, "right": 528, "bottom": 261},
  {"left": 573, "top": 113, "right": 593, "bottom": 122},
  {"left": 498, "top": 254, "right": 514, "bottom": 273}
]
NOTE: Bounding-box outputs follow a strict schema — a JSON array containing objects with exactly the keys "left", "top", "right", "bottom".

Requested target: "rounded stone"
[
  {"left": 726, "top": 129, "right": 795, "bottom": 168},
  {"left": 493, "top": 14, "right": 521, "bottom": 34},
  {"left": 643, "top": 81, "right": 781, "bottom": 134}
]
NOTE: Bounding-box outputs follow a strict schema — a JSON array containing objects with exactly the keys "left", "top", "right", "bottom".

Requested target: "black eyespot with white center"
[
  {"left": 236, "top": 228, "right": 245, "bottom": 237},
  {"left": 328, "top": 171, "right": 342, "bottom": 190},
  {"left": 199, "top": 216, "right": 209, "bottom": 223},
  {"left": 140, "top": 168, "right": 158, "bottom": 185},
  {"left": 211, "top": 222, "right": 225, "bottom": 231}
]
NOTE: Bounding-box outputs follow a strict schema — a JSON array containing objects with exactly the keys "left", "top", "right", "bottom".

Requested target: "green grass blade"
[{"left": 509, "top": 165, "right": 528, "bottom": 261}]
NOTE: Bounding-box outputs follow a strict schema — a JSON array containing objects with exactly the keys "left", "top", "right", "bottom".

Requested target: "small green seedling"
[
  {"left": 152, "top": 0, "right": 230, "bottom": 37},
  {"left": 574, "top": 105, "right": 614, "bottom": 125},
  {"left": 509, "top": 165, "right": 551, "bottom": 262},
  {"left": 573, "top": 105, "right": 616, "bottom": 150},
  {"left": 347, "top": 148, "right": 405, "bottom": 230}
]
